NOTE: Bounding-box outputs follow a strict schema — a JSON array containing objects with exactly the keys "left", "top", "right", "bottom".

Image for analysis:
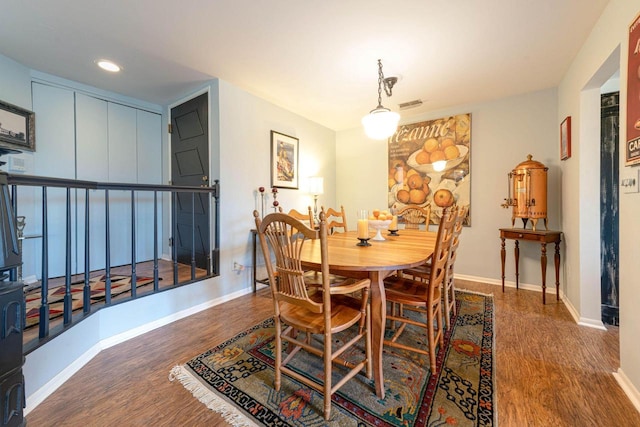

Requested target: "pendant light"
[{"left": 362, "top": 59, "right": 400, "bottom": 139}]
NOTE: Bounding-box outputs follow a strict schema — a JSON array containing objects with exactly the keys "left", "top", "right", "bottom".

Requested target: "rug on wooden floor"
[
  {"left": 169, "top": 290, "right": 495, "bottom": 427},
  {"left": 25, "top": 274, "right": 155, "bottom": 328}
]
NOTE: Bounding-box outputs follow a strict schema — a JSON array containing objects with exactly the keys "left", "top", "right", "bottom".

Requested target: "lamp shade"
[
  {"left": 361, "top": 108, "right": 400, "bottom": 140},
  {"left": 308, "top": 176, "right": 324, "bottom": 195}
]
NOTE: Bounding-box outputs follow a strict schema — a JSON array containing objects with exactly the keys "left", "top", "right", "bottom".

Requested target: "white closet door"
[
  {"left": 26, "top": 83, "right": 76, "bottom": 279},
  {"left": 107, "top": 103, "right": 137, "bottom": 267},
  {"left": 136, "top": 110, "right": 162, "bottom": 263},
  {"left": 76, "top": 94, "right": 108, "bottom": 181},
  {"left": 32, "top": 83, "right": 75, "bottom": 179},
  {"left": 76, "top": 93, "right": 108, "bottom": 272}
]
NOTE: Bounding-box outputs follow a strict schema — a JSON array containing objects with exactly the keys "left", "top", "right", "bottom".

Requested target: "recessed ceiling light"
[{"left": 96, "top": 60, "right": 121, "bottom": 72}]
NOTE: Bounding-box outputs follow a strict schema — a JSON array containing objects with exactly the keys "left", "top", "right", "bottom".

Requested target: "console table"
[
  {"left": 499, "top": 228, "right": 562, "bottom": 304},
  {"left": 250, "top": 229, "right": 269, "bottom": 292}
]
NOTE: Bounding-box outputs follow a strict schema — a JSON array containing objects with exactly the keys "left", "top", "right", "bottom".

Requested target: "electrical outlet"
[
  {"left": 233, "top": 262, "right": 245, "bottom": 271},
  {"left": 621, "top": 169, "right": 639, "bottom": 194}
]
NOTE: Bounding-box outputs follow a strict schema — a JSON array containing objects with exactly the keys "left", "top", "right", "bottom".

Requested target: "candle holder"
[
  {"left": 271, "top": 187, "right": 279, "bottom": 212},
  {"left": 356, "top": 209, "right": 370, "bottom": 244},
  {"left": 388, "top": 207, "right": 399, "bottom": 235},
  {"left": 258, "top": 186, "right": 265, "bottom": 218},
  {"left": 357, "top": 237, "right": 371, "bottom": 247}
]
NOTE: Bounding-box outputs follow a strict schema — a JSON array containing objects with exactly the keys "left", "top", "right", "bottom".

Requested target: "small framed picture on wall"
[
  {"left": 270, "top": 130, "right": 299, "bottom": 189},
  {"left": 560, "top": 116, "right": 571, "bottom": 161}
]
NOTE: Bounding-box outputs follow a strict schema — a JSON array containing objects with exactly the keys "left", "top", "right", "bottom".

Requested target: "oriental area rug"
[
  {"left": 25, "top": 274, "right": 155, "bottom": 328},
  {"left": 169, "top": 290, "right": 495, "bottom": 427}
]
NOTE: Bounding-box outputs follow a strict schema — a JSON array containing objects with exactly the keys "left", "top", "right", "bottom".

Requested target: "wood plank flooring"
[{"left": 26, "top": 280, "right": 640, "bottom": 426}]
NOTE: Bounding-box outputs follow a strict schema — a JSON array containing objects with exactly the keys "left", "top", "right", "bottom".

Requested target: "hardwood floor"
[{"left": 26, "top": 280, "right": 640, "bottom": 426}]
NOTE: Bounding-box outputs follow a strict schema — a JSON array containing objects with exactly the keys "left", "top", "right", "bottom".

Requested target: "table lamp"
[{"left": 308, "top": 176, "right": 324, "bottom": 223}]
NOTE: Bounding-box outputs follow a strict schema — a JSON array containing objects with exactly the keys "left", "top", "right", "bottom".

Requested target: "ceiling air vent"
[{"left": 399, "top": 99, "right": 423, "bottom": 110}]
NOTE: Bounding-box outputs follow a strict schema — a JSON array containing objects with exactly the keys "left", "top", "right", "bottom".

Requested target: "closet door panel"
[
  {"left": 108, "top": 103, "right": 137, "bottom": 267},
  {"left": 76, "top": 94, "right": 108, "bottom": 181},
  {"left": 26, "top": 83, "right": 77, "bottom": 279},
  {"left": 76, "top": 94, "right": 108, "bottom": 272},
  {"left": 136, "top": 110, "right": 162, "bottom": 262}
]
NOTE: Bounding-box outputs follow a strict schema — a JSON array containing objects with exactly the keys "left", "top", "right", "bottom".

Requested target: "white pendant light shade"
[{"left": 362, "top": 108, "right": 400, "bottom": 140}]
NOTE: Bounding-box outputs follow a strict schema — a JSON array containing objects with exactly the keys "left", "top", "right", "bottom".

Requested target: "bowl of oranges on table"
[{"left": 368, "top": 209, "right": 394, "bottom": 241}]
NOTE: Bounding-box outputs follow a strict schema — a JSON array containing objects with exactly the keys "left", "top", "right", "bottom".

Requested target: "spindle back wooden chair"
[
  {"left": 253, "top": 210, "right": 372, "bottom": 420},
  {"left": 382, "top": 208, "right": 456, "bottom": 373},
  {"left": 398, "top": 204, "right": 431, "bottom": 229},
  {"left": 321, "top": 205, "right": 348, "bottom": 234},
  {"left": 279, "top": 206, "right": 314, "bottom": 229}
]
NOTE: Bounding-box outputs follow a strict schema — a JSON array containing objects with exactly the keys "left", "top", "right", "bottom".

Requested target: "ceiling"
[{"left": 0, "top": 0, "right": 610, "bottom": 131}]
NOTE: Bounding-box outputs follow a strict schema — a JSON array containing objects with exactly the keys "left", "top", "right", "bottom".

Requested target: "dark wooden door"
[
  {"left": 600, "top": 91, "right": 619, "bottom": 326},
  {"left": 171, "top": 93, "right": 210, "bottom": 270}
]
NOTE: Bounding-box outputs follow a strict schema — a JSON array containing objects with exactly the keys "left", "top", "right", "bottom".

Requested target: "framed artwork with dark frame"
[
  {"left": 0, "top": 100, "right": 35, "bottom": 152},
  {"left": 270, "top": 130, "right": 299, "bottom": 189},
  {"left": 560, "top": 116, "right": 571, "bottom": 161}
]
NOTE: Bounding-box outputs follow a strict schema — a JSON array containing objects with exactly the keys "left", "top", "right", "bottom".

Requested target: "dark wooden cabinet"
[{"left": 0, "top": 283, "right": 25, "bottom": 427}]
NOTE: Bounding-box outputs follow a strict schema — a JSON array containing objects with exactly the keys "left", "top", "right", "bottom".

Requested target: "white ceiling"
[{"left": 1, "top": 0, "right": 609, "bottom": 131}]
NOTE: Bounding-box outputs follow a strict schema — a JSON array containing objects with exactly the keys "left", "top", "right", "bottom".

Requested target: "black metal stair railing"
[{"left": 2, "top": 173, "right": 219, "bottom": 352}]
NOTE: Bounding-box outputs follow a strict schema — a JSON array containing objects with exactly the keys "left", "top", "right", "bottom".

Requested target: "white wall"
[
  {"left": 0, "top": 54, "right": 32, "bottom": 108},
  {"left": 337, "top": 88, "right": 559, "bottom": 288},
  {"left": 558, "top": 0, "right": 640, "bottom": 403},
  {"left": 216, "top": 79, "right": 337, "bottom": 293}
]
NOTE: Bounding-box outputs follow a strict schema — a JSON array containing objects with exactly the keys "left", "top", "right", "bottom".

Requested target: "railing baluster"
[
  {"left": 212, "top": 179, "right": 220, "bottom": 275},
  {"left": 63, "top": 188, "right": 72, "bottom": 324},
  {"left": 191, "top": 192, "right": 196, "bottom": 280},
  {"left": 9, "top": 184, "right": 17, "bottom": 282},
  {"left": 172, "top": 191, "right": 178, "bottom": 286},
  {"left": 83, "top": 189, "right": 91, "bottom": 314},
  {"left": 153, "top": 190, "right": 159, "bottom": 291},
  {"left": 39, "top": 186, "right": 49, "bottom": 339},
  {"left": 130, "top": 190, "right": 137, "bottom": 298},
  {"left": 105, "top": 189, "right": 111, "bottom": 305}
]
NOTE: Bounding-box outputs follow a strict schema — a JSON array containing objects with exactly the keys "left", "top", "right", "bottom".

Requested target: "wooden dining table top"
[{"left": 299, "top": 229, "right": 438, "bottom": 272}]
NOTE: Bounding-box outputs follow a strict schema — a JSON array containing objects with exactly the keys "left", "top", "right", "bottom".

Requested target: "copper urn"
[{"left": 501, "top": 154, "right": 548, "bottom": 230}]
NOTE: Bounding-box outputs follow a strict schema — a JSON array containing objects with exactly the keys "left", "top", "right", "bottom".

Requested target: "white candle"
[{"left": 357, "top": 219, "right": 369, "bottom": 239}]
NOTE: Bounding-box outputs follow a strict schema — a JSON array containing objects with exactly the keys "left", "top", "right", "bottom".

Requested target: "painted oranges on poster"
[{"left": 387, "top": 114, "right": 471, "bottom": 225}]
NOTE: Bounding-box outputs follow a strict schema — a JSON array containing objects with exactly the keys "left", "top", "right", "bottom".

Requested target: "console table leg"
[
  {"left": 514, "top": 240, "right": 520, "bottom": 289},
  {"left": 555, "top": 242, "right": 560, "bottom": 301},
  {"left": 251, "top": 231, "right": 257, "bottom": 293},
  {"left": 501, "top": 237, "right": 506, "bottom": 292},
  {"left": 541, "top": 242, "right": 547, "bottom": 304}
]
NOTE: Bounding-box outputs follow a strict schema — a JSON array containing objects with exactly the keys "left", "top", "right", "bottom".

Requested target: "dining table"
[{"left": 298, "top": 228, "right": 437, "bottom": 399}]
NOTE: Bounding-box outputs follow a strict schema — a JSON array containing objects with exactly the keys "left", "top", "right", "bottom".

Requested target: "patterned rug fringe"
[
  {"left": 456, "top": 288, "right": 494, "bottom": 298},
  {"left": 169, "top": 365, "right": 259, "bottom": 427}
]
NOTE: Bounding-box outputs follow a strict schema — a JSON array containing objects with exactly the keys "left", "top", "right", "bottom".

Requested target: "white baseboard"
[
  {"left": 25, "top": 343, "right": 103, "bottom": 414},
  {"left": 25, "top": 285, "right": 256, "bottom": 414},
  {"left": 454, "top": 273, "right": 558, "bottom": 294},
  {"left": 613, "top": 368, "right": 640, "bottom": 414}
]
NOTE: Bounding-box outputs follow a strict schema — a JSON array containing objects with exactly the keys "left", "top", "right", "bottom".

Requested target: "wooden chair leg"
[
  {"left": 324, "top": 343, "right": 332, "bottom": 420},
  {"left": 274, "top": 318, "right": 282, "bottom": 391},
  {"left": 365, "top": 303, "right": 372, "bottom": 379},
  {"left": 427, "top": 314, "right": 436, "bottom": 374},
  {"left": 443, "top": 282, "right": 451, "bottom": 330}
]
